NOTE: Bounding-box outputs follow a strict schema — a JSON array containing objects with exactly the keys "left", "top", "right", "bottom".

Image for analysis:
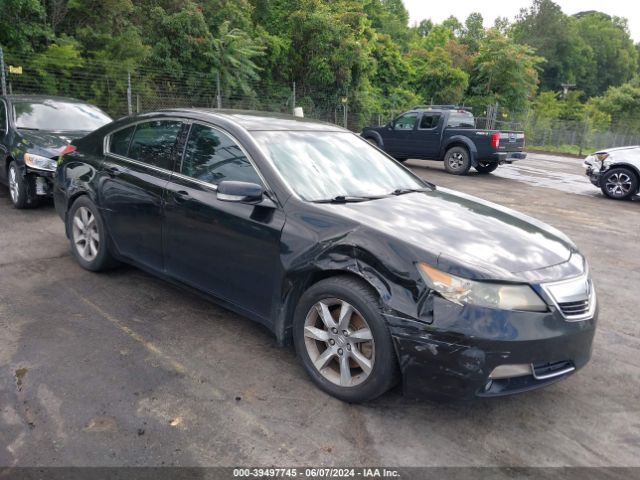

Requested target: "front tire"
[
  {"left": 68, "top": 196, "right": 118, "bottom": 271},
  {"left": 444, "top": 146, "right": 471, "bottom": 175},
  {"left": 8, "top": 162, "right": 38, "bottom": 209},
  {"left": 293, "top": 276, "right": 398, "bottom": 403},
  {"left": 600, "top": 168, "right": 638, "bottom": 200},
  {"left": 475, "top": 162, "right": 499, "bottom": 174}
]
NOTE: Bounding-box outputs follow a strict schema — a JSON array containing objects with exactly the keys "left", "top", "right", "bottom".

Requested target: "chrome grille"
[
  {"left": 558, "top": 299, "right": 590, "bottom": 317},
  {"left": 541, "top": 274, "right": 595, "bottom": 321}
]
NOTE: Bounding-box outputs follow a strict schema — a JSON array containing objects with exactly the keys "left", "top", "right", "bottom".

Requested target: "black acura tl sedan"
[
  {"left": 0, "top": 95, "right": 112, "bottom": 208},
  {"left": 53, "top": 109, "right": 597, "bottom": 402}
]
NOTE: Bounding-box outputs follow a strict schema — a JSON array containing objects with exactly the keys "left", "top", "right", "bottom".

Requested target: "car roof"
[
  {"left": 2, "top": 94, "right": 87, "bottom": 103},
  {"left": 160, "top": 108, "right": 349, "bottom": 132}
]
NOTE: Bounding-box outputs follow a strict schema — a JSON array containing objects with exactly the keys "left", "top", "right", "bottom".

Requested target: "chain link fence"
[
  {"left": 0, "top": 48, "right": 361, "bottom": 130},
  {"left": 2, "top": 47, "right": 640, "bottom": 154}
]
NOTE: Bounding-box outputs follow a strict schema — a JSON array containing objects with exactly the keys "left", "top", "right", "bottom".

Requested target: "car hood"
[
  {"left": 323, "top": 187, "right": 577, "bottom": 282},
  {"left": 595, "top": 145, "right": 640, "bottom": 154},
  {"left": 19, "top": 130, "right": 89, "bottom": 152}
]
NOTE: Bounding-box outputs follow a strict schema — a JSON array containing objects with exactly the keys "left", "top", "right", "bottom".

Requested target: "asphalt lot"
[{"left": 0, "top": 152, "right": 639, "bottom": 467}]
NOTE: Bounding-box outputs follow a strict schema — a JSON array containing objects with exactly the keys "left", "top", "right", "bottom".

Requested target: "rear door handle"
[
  {"left": 174, "top": 190, "right": 190, "bottom": 204},
  {"left": 105, "top": 166, "right": 125, "bottom": 177}
]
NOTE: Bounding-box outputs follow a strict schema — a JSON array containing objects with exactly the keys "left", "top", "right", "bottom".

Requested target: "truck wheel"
[
  {"left": 444, "top": 147, "right": 471, "bottom": 175},
  {"left": 475, "top": 162, "right": 499, "bottom": 174},
  {"left": 600, "top": 168, "right": 638, "bottom": 200}
]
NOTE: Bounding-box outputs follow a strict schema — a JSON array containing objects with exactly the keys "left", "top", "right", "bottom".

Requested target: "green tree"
[
  {"left": 460, "top": 13, "right": 485, "bottom": 54},
  {"left": 574, "top": 12, "right": 639, "bottom": 96},
  {"left": 411, "top": 47, "right": 469, "bottom": 104},
  {"left": 512, "top": 0, "right": 592, "bottom": 93},
  {"left": 212, "top": 21, "right": 265, "bottom": 95},
  {"left": 0, "top": 0, "right": 52, "bottom": 55},
  {"left": 470, "top": 29, "right": 543, "bottom": 112}
]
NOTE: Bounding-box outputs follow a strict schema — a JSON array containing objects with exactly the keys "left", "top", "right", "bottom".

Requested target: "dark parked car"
[
  {"left": 362, "top": 106, "right": 526, "bottom": 175},
  {"left": 0, "top": 95, "right": 112, "bottom": 208},
  {"left": 54, "top": 109, "right": 596, "bottom": 402}
]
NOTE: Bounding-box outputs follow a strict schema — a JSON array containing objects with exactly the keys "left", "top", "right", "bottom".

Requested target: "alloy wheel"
[
  {"left": 8, "top": 166, "right": 19, "bottom": 204},
  {"left": 303, "top": 298, "right": 375, "bottom": 387},
  {"left": 605, "top": 172, "right": 633, "bottom": 197},
  {"left": 72, "top": 206, "right": 100, "bottom": 262},
  {"left": 448, "top": 152, "right": 465, "bottom": 170}
]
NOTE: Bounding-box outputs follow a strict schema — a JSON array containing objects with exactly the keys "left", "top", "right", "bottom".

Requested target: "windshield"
[
  {"left": 253, "top": 131, "right": 427, "bottom": 202},
  {"left": 14, "top": 100, "right": 112, "bottom": 131},
  {"left": 447, "top": 111, "right": 475, "bottom": 128}
]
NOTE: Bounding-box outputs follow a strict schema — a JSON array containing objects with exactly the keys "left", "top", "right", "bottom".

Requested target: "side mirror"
[{"left": 217, "top": 181, "right": 264, "bottom": 204}]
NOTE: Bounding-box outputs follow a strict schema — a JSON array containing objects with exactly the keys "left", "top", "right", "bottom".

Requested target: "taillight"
[
  {"left": 60, "top": 144, "right": 77, "bottom": 156},
  {"left": 491, "top": 133, "right": 500, "bottom": 149}
]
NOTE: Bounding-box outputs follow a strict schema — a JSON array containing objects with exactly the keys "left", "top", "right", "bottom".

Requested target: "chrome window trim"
[
  {"left": 105, "top": 151, "right": 175, "bottom": 177},
  {"left": 170, "top": 170, "right": 218, "bottom": 192},
  {"left": 540, "top": 273, "right": 597, "bottom": 322}
]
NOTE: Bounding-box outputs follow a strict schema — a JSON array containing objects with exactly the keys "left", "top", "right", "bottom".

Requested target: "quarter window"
[
  {"left": 393, "top": 113, "right": 417, "bottom": 131},
  {"left": 181, "top": 124, "right": 262, "bottom": 186},
  {"left": 109, "top": 126, "right": 135, "bottom": 157},
  {"left": 128, "top": 120, "right": 182, "bottom": 170},
  {"left": 420, "top": 113, "right": 441, "bottom": 129}
]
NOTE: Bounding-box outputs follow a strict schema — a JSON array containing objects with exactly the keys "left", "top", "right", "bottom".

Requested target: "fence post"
[
  {"left": 0, "top": 47, "right": 7, "bottom": 96},
  {"left": 292, "top": 81, "right": 296, "bottom": 113},
  {"left": 216, "top": 72, "right": 222, "bottom": 109},
  {"left": 127, "top": 71, "right": 132, "bottom": 115}
]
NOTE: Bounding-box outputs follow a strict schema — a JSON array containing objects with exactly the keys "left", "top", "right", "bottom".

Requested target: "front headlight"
[
  {"left": 417, "top": 263, "right": 548, "bottom": 312},
  {"left": 24, "top": 153, "right": 57, "bottom": 171},
  {"left": 595, "top": 153, "right": 609, "bottom": 162}
]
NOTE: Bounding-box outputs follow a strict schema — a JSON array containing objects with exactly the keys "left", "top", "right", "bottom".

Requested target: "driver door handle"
[
  {"left": 105, "top": 166, "right": 126, "bottom": 177},
  {"left": 174, "top": 190, "right": 190, "bottom": 204}
]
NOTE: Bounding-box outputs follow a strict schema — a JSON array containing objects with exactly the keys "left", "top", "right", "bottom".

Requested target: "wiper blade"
[
  {"left": 17, "top": 126, "right": 41, "bottom": 131},
  {"left": 390, "top": 187, "right": 431, "bottom": 196},
  {"left": 313, "top": 195, "right": 385, "bottom": 204}
]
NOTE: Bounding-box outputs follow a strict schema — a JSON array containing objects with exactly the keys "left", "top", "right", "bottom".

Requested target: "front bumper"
[
  {"left": 26, "top": 167, "right": 55, "bottom": 196},
  {"left": 385, "top": 296, "right": 597, "bottom": 400},
  {"left": 584, "top": 161, "right": 603, "bottom": 187},
  {"left": 490, "top": 151, "right": 527, "bottom": 163}
]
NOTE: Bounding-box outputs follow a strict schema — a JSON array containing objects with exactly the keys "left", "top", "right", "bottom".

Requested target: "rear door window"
[
  {"left": 128, "top": 120, "right": 182, "bottom": 170},
  {"left": 419, "top": 113, "right": 441, "bottom": 129},
  {"left": 181, "top": 123, "right": 263, "bottom": 186},
  {"left": 109, "top": 126, "right": 135, "bottom": 157}
]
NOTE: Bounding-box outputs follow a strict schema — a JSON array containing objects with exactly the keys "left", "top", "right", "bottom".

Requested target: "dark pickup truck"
[{"left": 361, "top": 106, "right": 526, "bottom": 175}]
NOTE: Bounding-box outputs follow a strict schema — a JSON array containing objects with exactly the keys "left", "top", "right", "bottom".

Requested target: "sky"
[{"left": 403, "top": 0, "right": 640, "bottom": 41}]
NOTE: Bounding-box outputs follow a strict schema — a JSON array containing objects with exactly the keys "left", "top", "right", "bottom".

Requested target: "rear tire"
[
  {"left": 8, "top": 162, "right": 38, "bottom": 209},
  {"left": 444, "top": 146, "right": 471, "bottom": 175},
  {"left": 293, "top": 276, "right": 398, "bottom": 403},
  {"left": 68, "top": 196, "right": 119, "bottom": 271},
  {"left": 600, "top": 168, "right": 638, "bottom": 200},
  {"left": 475, "top": 162, "right": 499, "bottom": 174}
]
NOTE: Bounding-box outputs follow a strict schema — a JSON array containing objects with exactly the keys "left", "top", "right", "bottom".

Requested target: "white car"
[{"left": 584, "top": 146, "right": 640, "bottom": 200}]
